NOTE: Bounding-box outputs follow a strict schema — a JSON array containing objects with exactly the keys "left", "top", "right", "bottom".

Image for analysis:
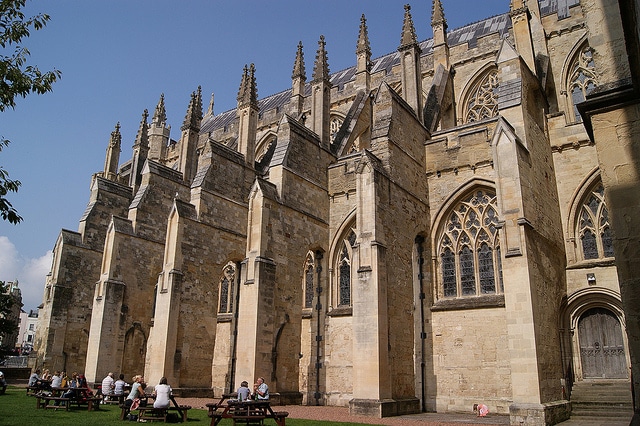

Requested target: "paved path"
[{"left": 177, "top": 397, "right": 634, "bottom": 425}]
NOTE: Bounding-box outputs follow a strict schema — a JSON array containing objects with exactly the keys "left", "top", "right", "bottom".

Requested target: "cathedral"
[{"left": 34, "top": 0, "right": 640, "bottom": 424}]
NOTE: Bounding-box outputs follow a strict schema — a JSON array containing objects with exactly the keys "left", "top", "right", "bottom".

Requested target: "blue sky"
[{"left": 0, "top": 0, "right": 508, "bottom": 311}]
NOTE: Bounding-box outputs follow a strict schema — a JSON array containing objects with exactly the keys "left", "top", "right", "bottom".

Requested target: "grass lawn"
[{"left": 0, "top": 386, "right": 378, "bottom": 426}]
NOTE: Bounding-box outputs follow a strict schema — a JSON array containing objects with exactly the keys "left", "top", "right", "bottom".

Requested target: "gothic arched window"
[
  {"left": 330, "top": 116, "right": 344, "bottom": 143},
  {"left": 578, "top": 183, "right": 614, "bottom": 260},
  {"left": 303, "top": 252, "right": 315, "bottom": 309},
  {"left": 437, "top": 189, "right": 502, "bottom": 298},
  {"left": 218, "top": 263, "right": 237, "bottom": 314},
  {"left": 464, "top": 69, "right": 499, "bottom": 123},
  {"left": 567, "top": 44, "right": 597, "bottom": 122},
  {"left": 334, "top": 226, "right": 356, "bottom": 307}
]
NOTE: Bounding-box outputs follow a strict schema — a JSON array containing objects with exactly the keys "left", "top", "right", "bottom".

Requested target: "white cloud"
[{"left": 0, "top": 236, "right": 51, "bottom": 312}]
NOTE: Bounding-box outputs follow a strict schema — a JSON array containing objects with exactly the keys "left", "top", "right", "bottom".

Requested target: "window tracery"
[
  {"left": 303, "top": 252, "right": 315, "bottom": 309},
  {"left": 218, "top": 263, "right": 237, "bottom": 314},
  {"left": 578, "top": 183, "right": 614, "bottom": 260},
  {"left": 464, "top": 69, "right": 499, "bottom": 123},
  {"left": 334, "top": 226, "right": 356, "bottom": 307},
  {"left": 330, "top": 116, "right": 343, "bottom": 143},
  {"left": 568, "top": 44, "right": 597, "bottom": 122},
  {"left": 437, "top": 189, "right": 502, "bottom": 298}
]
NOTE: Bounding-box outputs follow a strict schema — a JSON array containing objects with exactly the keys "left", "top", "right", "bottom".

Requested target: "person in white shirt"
[
  {"left": 51, "top": 371, "right": 62, "bottom": 389},
  {"left": 152, "top": 377, "right": 172, "bottom": 409},
  {"left": 101, "top": 372, "right": 115, "bottom": 401}
]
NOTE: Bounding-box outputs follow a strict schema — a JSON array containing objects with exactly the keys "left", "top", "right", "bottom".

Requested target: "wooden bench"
[
  {"left": 36, "top": 395, "right": 71, "bottom": 410},
  {"left": 69, "top": 395, "right": 102, "bottom": 411},
  {"left": 232, "top": 414, "right": 265, "bottom": 425},
  {"left": 168, "top": 404, "right": 191, "bottom": 422},
  {"left": 137, "top": 406, "right": 167, "bottom": 422},
  {"left": 26, "top": 386, "right": 41, "bottom": 395}
]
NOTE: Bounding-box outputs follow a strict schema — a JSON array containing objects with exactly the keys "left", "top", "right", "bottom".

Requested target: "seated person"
[
  {"left": 113, "top": 373, "right": 128, "bottom": 403},
  {"left": 124, "top": 375, "right": 145, "bottom": 413},
  {"left": 101, "top": 372, "right": 114, "bottom": 400},
  {"left": 50, "top": 371, "right": 62, "bottom": 388},
  {"left": 61, "top": 372, "right": 79, "bottom": 399},
  {"left": 152, "top": 377, "right": 172, "bottom": 409},
  {"left": 237, "top": 381, "right": 250, "bottom": 402},
  {"left": 252, "top": 377, "right": 269, "bottom": 400},
  {"left": 28, "top": 369, "right": 41, "bottom": 388}
]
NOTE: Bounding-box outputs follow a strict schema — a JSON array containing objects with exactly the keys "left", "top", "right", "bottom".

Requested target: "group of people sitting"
[
  {"left": 28, "top": 369, "right": 95, "bottom": 402},
  {"left": 236, "top": 377, "right": 269, "bottom": 401},
  {"left": 99, "top": 372, "right": 128, "bottom": 403},
  {"left": 120, "top": 374, "right": 174, "bottom": 419}
]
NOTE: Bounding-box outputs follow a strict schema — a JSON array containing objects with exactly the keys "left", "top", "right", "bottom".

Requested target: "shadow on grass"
[{"left": 0, "top": 387, "right": 379, "bottom": 426}]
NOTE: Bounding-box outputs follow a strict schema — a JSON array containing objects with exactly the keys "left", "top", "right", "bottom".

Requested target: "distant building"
[
  {"left": 33, "top": 1, "right": 640, "bottom": 425},
  {"left": 16, "top": 310, "right": 38, "bottom": 354}
]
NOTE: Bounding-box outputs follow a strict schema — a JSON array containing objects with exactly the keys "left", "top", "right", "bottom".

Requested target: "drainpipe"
[
  {"left": 314, "top": 251, "right": 324, "bottom": 406},
  {"left": 228, "top": 262, "right": 242, "bottom": 394},
  {"left": 415, "top": 236, "right": 426, "bottom": 412}
]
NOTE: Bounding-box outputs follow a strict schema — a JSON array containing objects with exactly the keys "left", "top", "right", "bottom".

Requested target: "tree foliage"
[
  {"left": 0, "top": 281, "right": 18, "bottom": 339},
  {"left": 1, "top": 0, "right": 61, "bottom": 224}
]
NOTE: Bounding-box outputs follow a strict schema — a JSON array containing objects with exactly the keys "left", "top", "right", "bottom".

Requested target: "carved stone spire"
[
  {"left": 237, "top": 64, "right": 259, "bottom": 166},
  {"left": 291, "top": 42, "right": 306, "bottom": 116},
  {"left": 181, "top": 86, "right": 203, "bottom": 132},
  {"left": 237, "top": 64, "right": 258, "bottom": 109},
  {"left": 356, "top": 14, "right": 372, "bottom": 90},
  {"left": 399, "top": 4, "right": 419, "bottom": 49},
  {"left": 311, "top": 35, "right": 331, "bottom": 147},
  {"left": 179, "top": 87, "right": 203, "bottom": 184},
  {"left": 149, "top": 93, "right": 170, "bottom": 161},
  {"left": 312, "top": 35, "right": 330, "bottom": 83},
  {"left": 398, "top": 4, "right": 423, "bottom": 122},
  {"left": 431, "top": 0, "right": 447, "bottom": 29},
  {"left": 134, "top": 109, "right": 149, "bottom": 150},
  {"left": 103, "top": 122, "right": 121, "bottom": 181},
  {"left": 432, "top": 0, "right": 450, "bottom": 68},
  {"left": 356, "top": 14, "right": 371, "bottom": 59},
  {"left": 152, "top": 93, "right": 167, "bottom": 127},
  {"left": 130, "top": 109, "right": 149, "bottom": 189},
  {"left": 292, "top": 41, "right": 306, "bottom": 81}
]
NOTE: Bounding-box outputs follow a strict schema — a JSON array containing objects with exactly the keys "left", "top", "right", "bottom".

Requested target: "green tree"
[
  {"left": 0, "top": 281, "right": 19, "bottom": 355},
  {"left": 1, "top": 0, "right": 61, "bottom": 224}
]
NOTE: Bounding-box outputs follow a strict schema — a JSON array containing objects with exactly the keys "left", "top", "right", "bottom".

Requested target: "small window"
[
  {"left": 333, "top": 225, "right": 356, "bottom": 308},
  {"left": 218, "top": 263, "right": 237, "bottom": 314},
  {"left": 303, "top": 253, "right": 315, "bottom": 308}
]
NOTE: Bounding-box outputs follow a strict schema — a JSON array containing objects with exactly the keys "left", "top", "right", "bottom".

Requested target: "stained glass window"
[
  {"left": 218, "top": 263, "right": 236, "bottom": 314},
  {"left": 438, "top": 189, "right": 501, "bottom": 298},
  {"left": 335, "top": 228, "right": 356, "bottom": 307},
  {"left": 465, "top": 69, "right": 499, "bottom": 123},
  {"left": 442, "top": 247, "right": 456, "bottom": 297},
  {"left": 577, "top": 182, "right": 614, "bottom": 260},
  {"left": 304, "top": 254, "right": 315, "bottom": 308},
  {"left": 339, "top": 246, "right": 351, "bottom": 306},
  {"left": 568, "top": 44, "right": 597, "bottom": 122}
]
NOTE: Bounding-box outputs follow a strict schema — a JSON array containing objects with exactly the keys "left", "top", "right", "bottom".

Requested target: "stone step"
[{"left": 569, "top": 380, "right": 633, "bottom": 419}]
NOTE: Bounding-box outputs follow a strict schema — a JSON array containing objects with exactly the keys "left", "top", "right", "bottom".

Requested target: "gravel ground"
[{"left": 174, "top": 397, "right": 510, "bottom": 426}]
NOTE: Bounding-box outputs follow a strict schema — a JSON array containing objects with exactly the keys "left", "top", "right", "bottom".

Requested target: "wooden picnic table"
[{"left": 207, "top": 395, "right": 288, "bottom": 426}]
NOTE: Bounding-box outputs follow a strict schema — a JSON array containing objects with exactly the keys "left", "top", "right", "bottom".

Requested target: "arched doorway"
[{"left": 578, "top": 307, "right": 627, "bottom": 379}]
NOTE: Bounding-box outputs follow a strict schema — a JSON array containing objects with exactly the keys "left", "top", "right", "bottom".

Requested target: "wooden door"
[{"left": 578, "top": 308, "right": 628, "bottom": 379}]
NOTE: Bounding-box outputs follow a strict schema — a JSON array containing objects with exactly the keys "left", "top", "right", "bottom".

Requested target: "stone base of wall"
[
  {"left": 172, "top": 387, "right": 215, "bottom": 398},
  {"left": 272, "top": 392, "right": 303, "bottom": 406},
  {"left": 509, "top": 400, "right": 571, "bottom": 425},
  {"left": 349, "top": 398, "right": 421, "bottom": 417}
]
